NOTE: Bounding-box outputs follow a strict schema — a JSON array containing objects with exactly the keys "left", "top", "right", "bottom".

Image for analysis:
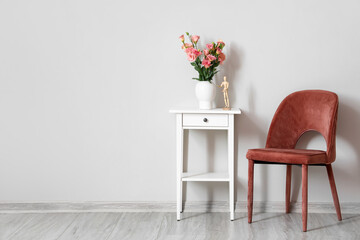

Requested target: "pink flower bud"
[
  {"left": 206, "top": 43, "right": 214, "bottom": 50},
  {"left": 217, "top": 40, "right": 225, "bottom": 47},
  {"left": 219, "top": 53, "right": 226, "bottom": 64},
  {"left": 191, "top": 35, "right": 200, "bottom": 43},
  {"left": 184, "top": 43, "right": 192, "bottom": 48}
]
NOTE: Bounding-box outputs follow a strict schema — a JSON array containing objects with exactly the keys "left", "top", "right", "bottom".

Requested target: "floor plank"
[
  {"left": 106, "top": 212, "right": 164, "bottom": 240},
  {"left": 0, "top": 213, "right": 34, "bottom": 239},
  {"left": 0, "top": 212, "right": 358, "bottom": 240},
  {"left": 8, "top": 213, "right": 78, "bottom": 240},
  {"left": 57, "top": 213, "right": 120, "bottom": 240}
]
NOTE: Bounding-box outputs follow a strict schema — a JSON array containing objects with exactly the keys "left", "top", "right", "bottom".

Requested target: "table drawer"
[{"left": 183, "top": 114, "right": 228, "bottom": 127}]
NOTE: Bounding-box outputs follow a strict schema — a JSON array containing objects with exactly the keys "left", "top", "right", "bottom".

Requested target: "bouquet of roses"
[{"left": 179, "top": 32, "right": 226, "bottom": 83}]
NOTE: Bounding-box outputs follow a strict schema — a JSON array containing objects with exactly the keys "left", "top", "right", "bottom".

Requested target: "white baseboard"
[{"left": 0, "top": 201, "right": 359, "bottom": 214}]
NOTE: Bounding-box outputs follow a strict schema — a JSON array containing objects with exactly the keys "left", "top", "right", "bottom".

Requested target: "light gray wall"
[{"left": 0, "top": 0, "right": 359, "bottom": 203}]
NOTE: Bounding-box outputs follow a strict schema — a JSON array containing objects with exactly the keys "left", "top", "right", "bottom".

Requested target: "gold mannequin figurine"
[{"left": 220, "top": 76, "right": 230, "bottom": 110}]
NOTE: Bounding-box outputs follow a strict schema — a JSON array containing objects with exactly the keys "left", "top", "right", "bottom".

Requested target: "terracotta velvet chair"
[{"left": 247, "top": 90, "right": 342, "bottom": 232}]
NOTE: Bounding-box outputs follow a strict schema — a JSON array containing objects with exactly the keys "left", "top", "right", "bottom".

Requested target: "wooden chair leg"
[
  {"left": 302, "top": 164, "right": 308, "bottom": 232},
  {"left": 326, "top": 164, "right": 342, "bottom": 221},
  {"left": 286, "top": 165, "right": 292, "bottom": 213},
  {"left": 248, "top": 159, "right": 254, "bottom": 223}
]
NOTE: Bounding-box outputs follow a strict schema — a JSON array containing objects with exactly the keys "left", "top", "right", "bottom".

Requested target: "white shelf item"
[
  {"left": 182, "top": 172, "right": 229, "bottom": 182},
  {"left": 170, "top": 107, "right": 241, "bottom": 221}
]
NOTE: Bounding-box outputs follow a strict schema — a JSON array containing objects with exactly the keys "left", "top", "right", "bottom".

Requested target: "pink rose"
[
  {"left": 192, "top": 49, "right": 202, "bottom": 57},
  {"left": 216, "top": 48, "right": 222, "bottom": 54},
  {"left": 191, "top": 35, "right": 200, "bottom": 43},
  {"left": 186, "top": 48, "right": 201, "bottom": 57},
  {"left": 203, "top": 49, "right": 209, "bottom": 56},
  {"left": 206, "top": 43, "right": 214, "bottom": 50},
  {"left": 187, "top": 53, "right": 197, "bottom": 62},
  {"left": 184, "top": 43, "right": 192, "bottom": 48},
  {"left": 219, "top": 53, "right": 226, "bottom": 64},
  {"left": 217, "top": 40, "right": 225, "bottom": 48},
  {"left": 202, "top": 59, "right": 212, "bottom": 68},
  {"left": 206, "top": 55, "right": 216, "bottom": 62},
  {"left": 182, "top": 43, "right": 193, "bottom": 50},
  {"left": 185, "top": 47, "right": 194, "bottom": 54},
  {"left": 179, "top": 35, "right": 184, "bottom": 42}
]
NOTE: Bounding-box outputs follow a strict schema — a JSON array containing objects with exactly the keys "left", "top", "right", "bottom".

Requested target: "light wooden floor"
[{"left": 0, "top": 212, "right": 359, "bottom": 240}]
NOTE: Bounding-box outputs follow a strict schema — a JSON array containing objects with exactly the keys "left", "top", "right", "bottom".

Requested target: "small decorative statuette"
[{"left": 220, "top": 76, "right": 230, "bottom": 110}]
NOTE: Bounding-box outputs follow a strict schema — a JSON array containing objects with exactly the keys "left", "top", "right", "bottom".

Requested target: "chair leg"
[
  {"left": 248, "top": 159, "right": 254, "bottom": 223},
  {"left": 286, "top": 165, "right": 292, "bottom": 213},
  {"left": 302, "top": 164, "right": 308, "bottom": 232},
  {"left": 326, "top": 164, "right": 342, "bottom": 221}
]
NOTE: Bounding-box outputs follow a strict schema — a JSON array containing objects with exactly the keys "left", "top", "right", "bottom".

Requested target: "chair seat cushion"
[{"left": 246, "top": 148, "right": 327, "bottom": 165}]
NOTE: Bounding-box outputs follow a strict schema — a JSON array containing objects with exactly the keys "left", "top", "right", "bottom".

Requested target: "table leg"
[
  {"left": 228, "top": 114, "right": 235, "bottom": 221},
  {"left": 176, "top": 114, "right": 183, "bottom": 221}
]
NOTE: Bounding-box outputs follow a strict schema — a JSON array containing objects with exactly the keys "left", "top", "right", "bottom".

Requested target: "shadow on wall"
[
  {"left": 235, "top": 84, "right": 269, "bottom": 204},
  {"left": 331, "top": 97, "right": 360, "bottom": 198},
  {"left": 291, "top": 97, "right": 360, "bottom": 202},
  {"left": 215, "top": 42, "right": 271, "bottom": 203},
  {"left": 214, "top": 42, "right": 243, "bottom": 108}
]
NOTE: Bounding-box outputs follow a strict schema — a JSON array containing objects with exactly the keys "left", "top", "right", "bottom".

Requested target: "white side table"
[{"left": 169, "top": 107, "right": 241, "bottom": 221}]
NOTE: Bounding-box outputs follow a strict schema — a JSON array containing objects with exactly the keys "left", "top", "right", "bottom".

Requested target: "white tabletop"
[{"left": 169, "top": 107, "right": 241, "bottom": 114}]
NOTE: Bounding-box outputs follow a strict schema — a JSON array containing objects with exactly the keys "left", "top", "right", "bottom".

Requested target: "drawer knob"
[{"left": 203, "top": 118, "right": 208, "bottom": 122}]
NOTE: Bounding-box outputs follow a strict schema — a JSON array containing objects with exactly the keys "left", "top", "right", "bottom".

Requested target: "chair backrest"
[{"left": 265, "top": 90, "right": 339, "bottom": 163}]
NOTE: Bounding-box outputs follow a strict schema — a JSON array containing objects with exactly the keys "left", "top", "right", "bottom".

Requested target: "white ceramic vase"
[{"left": 195, "top": 81, "right": 216, "bottom": 110}]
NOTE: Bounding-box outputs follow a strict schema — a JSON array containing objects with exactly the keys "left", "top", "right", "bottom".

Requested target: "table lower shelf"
[{"left": 182, "top": 172, "right": 229, "bottom": 182}]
